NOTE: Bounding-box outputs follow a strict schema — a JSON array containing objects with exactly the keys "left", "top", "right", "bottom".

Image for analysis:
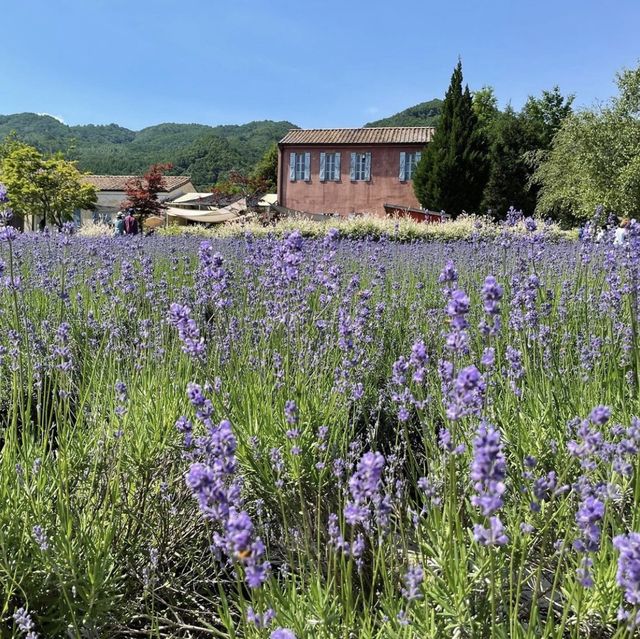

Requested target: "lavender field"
[{"left": 1, "top": 220, "right": 640, "bottom": 638}]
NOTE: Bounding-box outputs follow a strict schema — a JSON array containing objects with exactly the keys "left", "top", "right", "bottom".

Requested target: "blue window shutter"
[
  {"left": 304, "top": 152, "right": 311, "bottom": 181},
  {"left": 350, "top": 153, "right": 356, "bottom": 180},
  {"left": 364, "top": 152, "right": 372, "bottom": 181},
  {"left": 399, "top": 152, "right": 406, "bottom": 181},
  {"left": 335, "top": 152, "right": 341, "bottom": 180},
  {"left": 289, "top": 152, "right": 296, "bottom": 181},
  {"left": 319, "top": 153, "right": 326, "bottom": 181}
]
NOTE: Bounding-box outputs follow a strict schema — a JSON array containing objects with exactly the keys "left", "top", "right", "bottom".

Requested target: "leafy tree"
[
  {"left": 481, "top": 108, "right": 537, "bottom": 216},
  {"left": 413, "top": 62, "right": 488, "bottom": 216},
  {"left": 521, "top": 86, "right": 574, "bottom": 149},
  {"left": 0, "top": 138, "right": 97, "bottom": 229},
  {"left": 473, "top": 86, "right": 500, "bottom": 133},
  {"left": 122, "top": 163, "right": 172, "bottom": 225},
  {"left": 252, "top": 143, "right": 278, "bottom": 192},
  {"left": 533, "top": 65, "right": 640, "bottom": 221},
  {"left": 476, "top": 86, "right": 572, "bottom": 218},
  {"left": 212, "top": 170, "right": 271, "bottom": 207}
]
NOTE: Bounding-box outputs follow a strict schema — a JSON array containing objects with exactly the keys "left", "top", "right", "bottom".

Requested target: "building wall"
[
  {"left": 25, "top": 181, "right": 196, "bottom": 231},
  {"left": 278, "top": 144, "right": 424, "bottom": 217},
  {"left": 80, "top": 181, "right": 196, "bottom": 225}
]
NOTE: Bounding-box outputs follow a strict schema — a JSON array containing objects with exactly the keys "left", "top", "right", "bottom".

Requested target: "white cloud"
[{"left": 37, "top": 113, "right": 65, "bottom": 124}]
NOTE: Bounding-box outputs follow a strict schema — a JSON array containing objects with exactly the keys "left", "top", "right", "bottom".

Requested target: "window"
[
  {"left": 289, "top": 152, "right": 310, "bottom": 181},
  {"left": 350, "top": 152, "right": 371, "bottom": 181},
  {"left": 295, "top": 153, "right": 306, "bottom": 180},
  {"left": 320, "top": 152, "right": 341, "bottom": 181},
  {"left": 399, "top": 151, "right": 422, "bottom": 181}
]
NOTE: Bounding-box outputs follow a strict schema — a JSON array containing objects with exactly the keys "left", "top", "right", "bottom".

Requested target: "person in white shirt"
[{"left": 614, "top": 219, "right": 629, "bottom": 246}]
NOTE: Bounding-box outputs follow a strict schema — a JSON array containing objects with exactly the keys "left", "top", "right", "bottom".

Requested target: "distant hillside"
[
  {"left": 0, "top": 101, "right": 442, "bottom": 189},
  {"left": 0, "top": 113, "right": 296, "bottom": 189},
  {"left": 365, "top": 99, "right": 443, "bottom": 127}
]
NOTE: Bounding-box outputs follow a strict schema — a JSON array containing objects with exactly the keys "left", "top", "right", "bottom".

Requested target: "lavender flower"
[
  {"left": 183, "top": 385, "right": 268, "bottom": 589},
  {"left": 247, "top": 607, "right": 276, "bottom": 629},
  {"left": 167, "top": 303, "right": 205, "bottom": 359},
  {"left": 447, "top": 365, "right": 486, "bottom": 420},
  {"left": 438, "top": 260, "right": 458, "bottom": 293},
  {"left": 574, "top": 496, "right": 604, "bottom": 553},
  {"left": 613, "top": 533, "right": 640, "bottom": 607},
  {"left": 444, "top": 288, "right": 470, "bottom": 355},
  {"left": 344, "top": 451, "right": 391, "bottom": 529},
  {"left": 470, "top": 423, "right": 506, "bottom": 516},
  {"left": 401, "top": 564, "right": 424, "bottom": 602},
  {"left": 32, "top": 525, "right": 49, "bottom": 551},
  {"left": 480, "top": 275, "right": 503, "bottom": 338},
  {"left": 284, "top": 400, "right": 298, "bottom": 425},
  {"left": 271, "top": 629, "right": 296, "bottom": 639},
  {"left": 13, "top": 607, "right": 37, "bottom": 638},
  {"left": 473, "top": 516, "right": 509, "bottom": 547}
]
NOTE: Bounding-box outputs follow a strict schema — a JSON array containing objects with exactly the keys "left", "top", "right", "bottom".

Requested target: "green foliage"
[
  {"left": 252, "top": 143, "right": 278, "bottom": 191},
  {"left": 0, "top": 139, "right": 97, "bottom": 228},
  {"left": 481, "top": 108, "right": 538, "bottom": 216},
  {"left": 413, "top": 62, "right": 488, "bottom": 216},
  {"left": 521, "top": 86, "right": 575, "bottom": 150},
  {"left": 472, "top": 86, "right": 500, "bottom": 133},
  {"left": 364, "top": 99, "right": 443, "bottom": 127},
  {"left": 171, "top": 133, "right": 243, "bottom": 189},
  {"left": 473, "top": 86, "right": 574, "bottom": 218},
  {"left": 533, "top": 65, "right": 640, "bottom": 220},
  {"left": 0, "top": 114, "right": 295, "bottom": 190}
]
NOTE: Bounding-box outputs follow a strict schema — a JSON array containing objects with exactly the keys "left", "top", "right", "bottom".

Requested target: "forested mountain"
[
  {"left": 0, "top": 102, "right": 443, "bottom": 189},
  {"left": 365, "top": 99, "right": 443, "bottom": 127},
  {"left": 0, "top": 114, "right": 295, "bottom": 189}
]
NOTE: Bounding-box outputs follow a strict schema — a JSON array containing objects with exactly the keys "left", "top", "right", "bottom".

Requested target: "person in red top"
[{"left": 124, "top": 210, "right": 139, "bottom": 235}]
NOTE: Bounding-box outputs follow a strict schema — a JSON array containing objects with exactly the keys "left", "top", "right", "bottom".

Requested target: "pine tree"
[{"left": 413, "top": 62, "right": 488, "bottom": 216}]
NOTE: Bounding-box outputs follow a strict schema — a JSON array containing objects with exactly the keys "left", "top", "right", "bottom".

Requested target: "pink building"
[{"left": 277, "top": 127, "right": 434, "bottom": 217}]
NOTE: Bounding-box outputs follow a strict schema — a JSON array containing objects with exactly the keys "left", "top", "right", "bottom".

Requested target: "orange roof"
[
  {"left": 82, "top": 175, "right": 192, "bottom": 192},
  {"left": 279, "top": 127, "right": 434, "bottom": 145}
]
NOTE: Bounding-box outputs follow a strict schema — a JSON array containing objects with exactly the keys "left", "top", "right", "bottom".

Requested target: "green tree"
[
  {"left": 521, "top": 86, "right": 574, "bottom": 149},
  {"left": 0, "top": 139, "right": 97, "bottom": 229},
  {"left": 533, "top": 65, "right": 640, "bottom": 221},
  {"left": 472, "top": 86, "right": 500, "bottom": 133},
  {"left": 481, "top": 108, "right": 537, "bottom": 216},
  {"left": 413, "top": 61, "right": 488, "bottom": 216},
  {"left": 252, "top": 143, "right": 278, "bottom": 192}
]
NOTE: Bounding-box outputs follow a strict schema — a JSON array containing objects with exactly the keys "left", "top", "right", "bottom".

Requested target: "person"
[
  {"left": 614, "top": 218, "right": 629, "bottom": 246},
  {"left": 124, "top": 210, "right": 139, "bottom": 235},
  {"left": 114, "top": 212, "right": 125, "bottom": 236}
]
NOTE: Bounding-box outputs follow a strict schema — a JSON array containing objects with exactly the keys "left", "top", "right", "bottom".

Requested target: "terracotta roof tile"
[
  {"left": 82, "top": 175, "right": 192, "bottom": 192},
  {"left": 279, "top": 127, "right": 434, "bottom": 145}
]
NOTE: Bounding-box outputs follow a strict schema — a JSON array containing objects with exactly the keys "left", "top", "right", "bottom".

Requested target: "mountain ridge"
[{"left": 0, "top": 102, "right": 442, "bottom": 188}]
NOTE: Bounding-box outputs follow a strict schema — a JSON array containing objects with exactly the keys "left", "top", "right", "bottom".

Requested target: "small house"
[
  {"left": 277, "top": 127, "right": 434, "bottom": 217},
  {"left": 78, "top": 175, "right": 195, "bottom": 225}
]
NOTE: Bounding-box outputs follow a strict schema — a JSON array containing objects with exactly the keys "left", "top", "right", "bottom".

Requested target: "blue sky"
[{"left": 1, "top": 0, "right": 638, "bottom": 130}]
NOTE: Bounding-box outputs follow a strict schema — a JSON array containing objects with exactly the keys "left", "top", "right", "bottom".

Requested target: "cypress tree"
[{"left": 413, "top": 61, "right": 488, "bottom": 216}]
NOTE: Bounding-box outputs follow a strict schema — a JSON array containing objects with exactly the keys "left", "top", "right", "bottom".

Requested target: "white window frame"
[
  {"left": 326, "top": 153, "right": 335, "bottom": 181},
  {"left": 295, "top": 153, "right": 306, "bottom": 181},
  {"left": 353, "top": 152, "right": 369, "bottom": 181},
  {"left": 406, "top": 152, "right": 419, "bottom": 180}
]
